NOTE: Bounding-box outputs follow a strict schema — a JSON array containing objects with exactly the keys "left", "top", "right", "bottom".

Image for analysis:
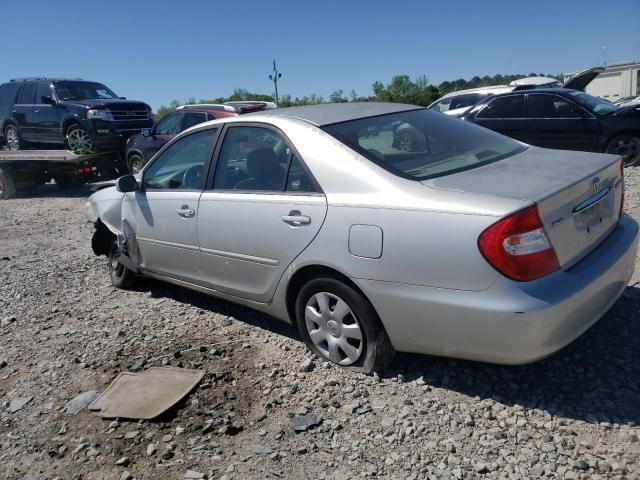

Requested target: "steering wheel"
[{"left": 182, "top": 165, "right": 203, "bottom": 189}]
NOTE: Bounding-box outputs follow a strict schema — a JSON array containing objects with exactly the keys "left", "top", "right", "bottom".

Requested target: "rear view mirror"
[
  {"left": 116, "top": 175, "right": 138, "bottom": 193},
  {"left": 41, "top": 95, "right": 54, "bottom": 105},
  {"left": 142, "top": 128, "right": 151, "bottom": 137}
]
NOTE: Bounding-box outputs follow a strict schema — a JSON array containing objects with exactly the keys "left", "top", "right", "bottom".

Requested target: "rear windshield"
[{"left": 322, "top": 109, "right": 526, "bottom": 180}]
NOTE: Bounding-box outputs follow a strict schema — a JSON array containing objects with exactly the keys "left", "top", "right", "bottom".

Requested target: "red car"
[{"left": 125, "top": 102, "right": 274, "bottom": 173}]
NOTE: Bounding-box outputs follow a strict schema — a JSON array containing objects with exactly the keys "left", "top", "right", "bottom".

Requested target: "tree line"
[{"left": 154, "top": 72, "right": 562, "bottom": 120}]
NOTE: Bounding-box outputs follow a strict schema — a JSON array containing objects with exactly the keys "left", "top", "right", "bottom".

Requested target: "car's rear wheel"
[
  {"left": 295, "top": 278, "right": 394, "bottom": 374},
  {"left": 397, "top": 131, "right": 416, "bottom": 152},
  {"left": 4, "top": 125, "right": 22, "bottom": 151},
  {"left": 65, "top": 124, "right": 95, "bottom": 154},
  {"left": 128, "top": 153, "right": 145, "bottom": 174},
  {"left": 109, "top": 242, "right": 135, "bottom": 289},
  {"left": 605, "top": 134, "right": 640, "bottom": 167}
]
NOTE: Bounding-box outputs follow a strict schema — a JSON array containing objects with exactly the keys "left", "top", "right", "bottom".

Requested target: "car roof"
[
  {"left": 440, "top": 85, "right": 512, "bottom": 98},
  {"left": 245, "top": 102, "right": 423, "bottom": 126}
]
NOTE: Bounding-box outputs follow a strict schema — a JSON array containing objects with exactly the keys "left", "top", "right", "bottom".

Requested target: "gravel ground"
[{"left": 1, "top": 167, "right": 639, "bottom": 480}]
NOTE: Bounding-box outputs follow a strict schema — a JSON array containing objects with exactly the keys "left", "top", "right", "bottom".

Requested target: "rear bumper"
[{"left": 356, "top": 214, "right": 639, "bottom": 364}]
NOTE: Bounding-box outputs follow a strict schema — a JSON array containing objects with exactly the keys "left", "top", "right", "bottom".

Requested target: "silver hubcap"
[
  {"left": 130, "top": 158, "right": 144, "bottom": 174},
  {"left": 6, "top": 128, "right": 19, "bottom": 150},
  {"left": 67, "top": 128, "right": 94, "bottom": 152},
  {"left": 398, "top": 133, "right": 413, "bottom": 152},
  {"left": 305, "top": 292, "right": 364, "bottom": 366}
]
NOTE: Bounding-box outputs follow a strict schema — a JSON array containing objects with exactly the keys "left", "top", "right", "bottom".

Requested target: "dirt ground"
[{"left": 1, "top": 167, "right": 639, "bottom": 480}]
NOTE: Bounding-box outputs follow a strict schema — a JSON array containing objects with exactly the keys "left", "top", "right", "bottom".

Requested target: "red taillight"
[
  {"left": 619, "top": 159, "right": 625, "bottom": 218},
  {"left": 478, "top": 204, "right": 559, "bottom": 282}
]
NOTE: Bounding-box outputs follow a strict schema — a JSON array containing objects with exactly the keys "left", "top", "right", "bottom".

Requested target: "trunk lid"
[
  {"left": 562, "top": 67, "right": 604, "bottom": 91},
  {"left": 425, "top": 146, "right": 623, "bottom": 268}
]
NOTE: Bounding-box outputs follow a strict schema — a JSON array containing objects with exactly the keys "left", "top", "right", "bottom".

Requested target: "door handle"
[
  {"left": 34, "top": 110, "right": 40, "bottom": 113},
  {"left": 282, "top": 210, "right": 311, "bottom": 226},
  {"left": 176, "top": 205, "right": 195, "bottom": 218}
]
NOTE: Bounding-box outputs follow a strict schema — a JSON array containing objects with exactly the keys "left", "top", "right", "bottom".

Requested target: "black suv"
[{"left": 0, "top": 77, "right": 153, "bottom": 153}]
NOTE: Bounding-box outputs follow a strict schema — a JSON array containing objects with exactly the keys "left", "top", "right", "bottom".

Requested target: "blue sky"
[{"left": 1, "top": 0, "right": 638, "bottom": 110}]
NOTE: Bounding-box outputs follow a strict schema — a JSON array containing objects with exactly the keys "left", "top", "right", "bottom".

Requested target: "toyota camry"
[{"left": 86, "top": 103, "right": 638, "bottom": 373}]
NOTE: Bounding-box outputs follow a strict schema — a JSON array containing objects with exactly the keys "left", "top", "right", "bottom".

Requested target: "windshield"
[
  {"left": 322, "top": 109, "right": 526, "bottom": 180},
  {"left": 568, "top": 91, "right": 618, "bottom": 115},
  {"left": 53, "top": 81, "right": 118, "bottom": 101}
]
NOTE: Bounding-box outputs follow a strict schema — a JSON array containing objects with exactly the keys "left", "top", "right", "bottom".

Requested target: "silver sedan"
[{"left": 86, "top": 103, "right": 638, "bottom": 373}]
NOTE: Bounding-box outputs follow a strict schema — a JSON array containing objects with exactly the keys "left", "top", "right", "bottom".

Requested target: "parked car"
[
  {"left": 615, "top": 96, "right": 640, "bottom": 107},
  {"left": 86, "top": 103, "right": 637, "bottom": 373},
  {"left": 462, "top": 88, "right": 640, "bottom": 166},
  {"left": 125, "top": 102, "right": 272, "bottom": 173},
  {"left": 428, "top": 86, "right": 512, "bottom": 118},
  {"left": 428, "top": 68, "right": 604, "bottom": 119},
  {"left": 0, "top": 77, "right": 153, "bottom": 152}
]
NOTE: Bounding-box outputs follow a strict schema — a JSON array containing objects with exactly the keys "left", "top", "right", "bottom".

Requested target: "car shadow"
[
  {"left": 131, "top": 277, "right": 640, "bottom": 425},
  {"left": 129, "top": 277, "right": 298, "bottom": 341},
  {"left": 14, "top": 183, "right": 92, "bottom": 199},
  {"left": 382, "top": 284, "right": 640, "bottom": 426}
]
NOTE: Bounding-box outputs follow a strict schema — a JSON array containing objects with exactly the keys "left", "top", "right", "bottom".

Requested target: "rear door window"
[
  {"left": 17, "top": 82, "right": 36, "bottom": 104},
  {"left": 213, "top": 126, "right": 289, "bottom": 191},
  {"left": 181, "top": 112, "right": 208, "bottom": 131},
  {"left": 527, "top": 94, "right": 584, "bottom": 118},
  {"left": 476, "top": 95, "right": 525, "bottom": 118}
]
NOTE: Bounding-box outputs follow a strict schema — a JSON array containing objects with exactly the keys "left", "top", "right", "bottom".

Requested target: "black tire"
[
  {"left": 4, "top": 124, "right": 23, "bottom": 151},
  {"left": 65, "top": 124, "right": 95, "bottom": 154},
  {"left": 128, "top": 153, "right": 145, "bottom": 174},
  {"left": 295, "top": 278, "right": 395, "bottom": 374},
  {"left": 605, "top": 134, "right": 640, "bottom": 167},
  {"left": 108, "top": 242, "right": 135, "bottom": 289},
  {"left": 0, "top": 167, "right": 17, "bottom": 200}
]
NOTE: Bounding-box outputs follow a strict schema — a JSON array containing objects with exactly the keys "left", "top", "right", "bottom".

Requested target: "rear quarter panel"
[{"left": 295, "top": 204, "right": 503, "bottom": 292}]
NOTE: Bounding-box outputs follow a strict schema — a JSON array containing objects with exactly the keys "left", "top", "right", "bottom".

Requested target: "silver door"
[
  {"left": 196, "top": 125, "right": 327, "bottom": 302},
  {"left": 122, "top": 127, "right": 218, "bottom": 281}
]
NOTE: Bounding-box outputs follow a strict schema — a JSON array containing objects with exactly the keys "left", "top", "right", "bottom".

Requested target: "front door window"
[{"left": 143, "top": 128, "right": 217, "bottom": 190}]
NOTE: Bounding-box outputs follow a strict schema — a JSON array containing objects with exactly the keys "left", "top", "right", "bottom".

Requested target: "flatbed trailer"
[{"left": 0, "top": 149, "right": 126, "bottom": 199}]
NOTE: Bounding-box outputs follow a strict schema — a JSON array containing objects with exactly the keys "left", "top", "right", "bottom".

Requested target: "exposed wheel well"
[
  {"left": 62, "top": 118, "right": 82, "bottom": 135},
  {"left": 127, "top": 150, "right": 143, "bottom": 161},
  {"left": 91, "top": 219, "right": 115, "bottom": 257},
  {"left": 285, "top": 265, "right": 377, "bottom": 326}
]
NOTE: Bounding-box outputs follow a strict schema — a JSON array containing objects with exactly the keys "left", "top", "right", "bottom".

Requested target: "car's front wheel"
[
  {"left": 128, "top": 153, "right": 145, "bottom": 174},
  {"left": 4, "top": 124, "right": 22, "bottom": 151},
  {"left": 605, "top": 134, "right": 640, "bottom": 167},
  {"left": 65, "top": 124, "right": 95, "bottom": 154},
  {"left": 295, "top": 278, "right": 394, "bottom": 374},
  {"left": 109, "top": 242, "right": 135, "bottom": 289}
]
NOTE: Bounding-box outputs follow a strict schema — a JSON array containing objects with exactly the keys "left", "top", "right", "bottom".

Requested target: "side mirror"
[
  {"left": 142, "top": 128, "right": 152, "bottom": 137},
  {"left": 116, "top": 175, "right": 138, "bottom": 193},
  {"left": 119, "top": 96, "right": 127, "bottom": 100},
  {"left": 41, "top": 95, "right": 54, "bottom": 105}
]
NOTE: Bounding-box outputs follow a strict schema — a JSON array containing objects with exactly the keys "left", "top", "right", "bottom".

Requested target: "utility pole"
[
  {"left": 603, "top": 45, "right": 607, "bottom": 68},
  {"left": 268, "top": 60, "right": 282, "bottom": 105}
]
